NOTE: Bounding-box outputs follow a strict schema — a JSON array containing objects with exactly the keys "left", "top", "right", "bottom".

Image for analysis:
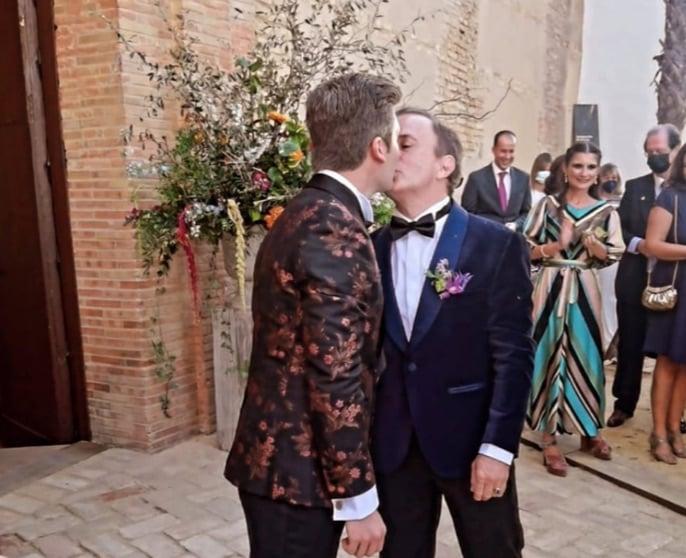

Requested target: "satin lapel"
[
  {"left": 410, "top": 205, "right": 469, "bottom": 350},
  {"left": 641, "top": 176, "right": 656, "bottom": 222},
  {"left": 506, "top": 170, "right": 523, "bottom": 215},
  {"left": 484, "top": 168, "right": 502, "bottom": 214},
  {"left": 374, "top": 227, "right": 407, "bottom": 351}
]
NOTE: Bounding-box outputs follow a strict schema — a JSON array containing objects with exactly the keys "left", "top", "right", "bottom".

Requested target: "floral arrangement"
[{"left": 120, "top": 0, "right": 422, "bottom": 307}]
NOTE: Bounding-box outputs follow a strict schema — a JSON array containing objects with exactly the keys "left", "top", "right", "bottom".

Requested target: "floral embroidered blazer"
[{"left": 225, "top": 173, "right": 383, "bottom": 508}]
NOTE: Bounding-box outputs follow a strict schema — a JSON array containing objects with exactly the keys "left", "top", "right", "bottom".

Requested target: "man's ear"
[
  {"left": 437, "top": 155, "right": 456, "bottom": 180},
  {"left": 369, "top": 136, "right": 388, "bottom": 163}
]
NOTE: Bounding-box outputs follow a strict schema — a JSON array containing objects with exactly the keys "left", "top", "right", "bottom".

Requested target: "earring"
[{"left": 564, "top": 174, "right": 568, "bottom": 184}]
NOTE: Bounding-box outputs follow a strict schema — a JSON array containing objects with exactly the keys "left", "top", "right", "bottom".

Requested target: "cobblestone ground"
[{"left": 1, "top": 437, "right": 685, "bottom": 558}]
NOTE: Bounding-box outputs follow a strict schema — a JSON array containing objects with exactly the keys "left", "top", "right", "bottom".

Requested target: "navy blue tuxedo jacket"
[{"left": 372, "top": 205, "right": 535, "bottom": 478}]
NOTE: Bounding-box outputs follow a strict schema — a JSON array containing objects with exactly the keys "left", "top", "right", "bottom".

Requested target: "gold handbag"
[{"left": 642, "top": 195, "right": 679, "bottom": 311}]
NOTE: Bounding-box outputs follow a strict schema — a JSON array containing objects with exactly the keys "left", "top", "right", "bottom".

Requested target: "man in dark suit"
[
  {"left": 372, "top": 108, "right": 534, "bottom": 558},
  {"left": 609, "top": 124, "right": 682, "bottom": 427},
  {"left": 461, "top": 130, "right": 531, "bottom": 230},
  {"left": 225, "top": 74, "right": 402, "bottom": 558}
]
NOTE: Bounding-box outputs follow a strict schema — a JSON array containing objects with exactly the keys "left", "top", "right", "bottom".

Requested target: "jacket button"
[
  {"left": 408, "top": 363, "right": 417, "bottom": 373},
  {"left": 335, "top": 501, "right": 343, "bottom": 510}
]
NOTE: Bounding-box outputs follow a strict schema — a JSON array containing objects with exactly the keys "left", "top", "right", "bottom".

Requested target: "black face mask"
[
  {"left": 647, "top": 153, "right": 671, "bottom": 174},
  {"left": 601, "top": 180, "right": 618, "bottom": 194}
]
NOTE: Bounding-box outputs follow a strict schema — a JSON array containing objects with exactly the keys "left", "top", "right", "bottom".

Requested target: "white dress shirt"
[
  {"left": 627, "top": 174, "right": 664, "bottom": 254},
  {"left": 492, "top": 162, "right": 512, "bottom": 204},
  {"left": 390, "top": 197, "right": 514, "bottom": 466},
  {"left": 316, "top": 170, "right": 378, "bottom": 521}
]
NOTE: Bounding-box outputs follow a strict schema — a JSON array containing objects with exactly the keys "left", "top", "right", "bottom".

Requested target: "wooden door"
[{"left": 0, "top": 0, "right": 88, "bottom": 446}]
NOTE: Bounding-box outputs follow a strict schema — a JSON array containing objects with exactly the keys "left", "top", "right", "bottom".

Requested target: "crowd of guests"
[{"left": 460, "top": 124, "right": 686, "bottom": 473}]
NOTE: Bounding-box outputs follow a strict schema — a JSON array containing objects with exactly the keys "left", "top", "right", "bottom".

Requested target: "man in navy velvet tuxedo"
[{"left": 372, "top": 109, "right": 535, "bottom": 558}]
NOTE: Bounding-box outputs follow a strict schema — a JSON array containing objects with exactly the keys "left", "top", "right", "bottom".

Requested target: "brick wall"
[{"left": 54, "top": 0, "right": 253, "bottom": 450}]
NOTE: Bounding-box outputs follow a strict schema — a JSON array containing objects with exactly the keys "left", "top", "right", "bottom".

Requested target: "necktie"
[
  {"left": 498, "top": 171, "right": 508, "bottom": 212},
  {"left": 389, "top": 201, "right": 452, "bottom": 241}
]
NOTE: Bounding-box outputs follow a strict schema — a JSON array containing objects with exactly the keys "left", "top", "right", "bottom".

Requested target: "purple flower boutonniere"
[{"left": 426, "top": 258, "right": 473, "bottom": 300}]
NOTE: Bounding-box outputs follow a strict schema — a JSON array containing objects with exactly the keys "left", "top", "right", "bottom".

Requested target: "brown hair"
[
  {"left": 555, "top": 142, "right": 602, "bottom": 217},
  {"left": 667, "top": 143, "right": 686, "bottom": 191},
  {"left": 396, "top": 107, "right": 463, "bottom": 193},
  {"left": 530, "top": 152, "right": 552, "bottom": 188},
  {"left": 544, "top": 155, "right": 565, "bottom": 197},
  {"left": 305, "top": 73, "right": 401, "bottom": 172}
]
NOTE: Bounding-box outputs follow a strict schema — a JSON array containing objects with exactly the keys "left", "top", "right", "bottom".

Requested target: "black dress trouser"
[
  {"left": 613, "top": 299, "right": 648, "bottom": 415},
  {"left": 239, "top": 490, "right": 343, "bottom": 558},
  {"left": 377, "top": 437, "right": 524, "bottom": 558}
]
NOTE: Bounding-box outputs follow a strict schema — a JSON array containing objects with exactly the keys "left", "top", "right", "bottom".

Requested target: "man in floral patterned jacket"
[{"left": 225, "top": 73, "right": 401, "bottom": 558}]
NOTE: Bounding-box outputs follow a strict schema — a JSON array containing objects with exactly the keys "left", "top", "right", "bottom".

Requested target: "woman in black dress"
[{"left": 644, "top": 143, "right": 686, "bottom": 464}]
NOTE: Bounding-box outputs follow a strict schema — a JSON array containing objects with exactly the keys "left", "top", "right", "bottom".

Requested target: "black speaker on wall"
[{"left": 573, "top": 104, "right": 599, "bottom": 147}]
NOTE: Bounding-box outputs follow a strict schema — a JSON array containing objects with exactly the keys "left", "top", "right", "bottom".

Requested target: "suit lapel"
[
  {"left": 410, "top": 205, "right": 469, "bottom": 350},
  {"left": 484, "top": 167, "right": 503, "bottom": 214},
  {"left": 374, "top": 227, "right": 407, "bottom": 351},
  {"left": 640, "top": 175, "right": 656, "bottom": 223},
  {"left": 505, "top": 170, "right": 523, "bottom": 215}
]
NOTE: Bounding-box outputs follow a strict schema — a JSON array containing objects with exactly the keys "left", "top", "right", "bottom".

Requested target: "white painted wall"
[{"left": 578, "top": 0, "right": 665, "bottom": 181}]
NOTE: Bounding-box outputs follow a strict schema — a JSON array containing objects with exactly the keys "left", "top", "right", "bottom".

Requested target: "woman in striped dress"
[{"left": 524, "top": 142, "right": 625, "bottom": 477}]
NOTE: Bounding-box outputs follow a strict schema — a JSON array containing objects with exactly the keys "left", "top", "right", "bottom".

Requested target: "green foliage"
[{"left": 120, "top": 0, "right": 419, "bottom": 278}]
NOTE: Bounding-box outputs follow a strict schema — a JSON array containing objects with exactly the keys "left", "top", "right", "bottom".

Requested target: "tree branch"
[{"left": 432, "top": 78, "right": 513, "bottom": 121}]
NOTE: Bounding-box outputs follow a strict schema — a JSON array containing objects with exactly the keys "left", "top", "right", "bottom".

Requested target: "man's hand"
[
  {"left": 470, "top": 455, "right": 510, "bottom": 502},
  {"left": 341, "top": 511, "right": 386, "bottom": 557}
]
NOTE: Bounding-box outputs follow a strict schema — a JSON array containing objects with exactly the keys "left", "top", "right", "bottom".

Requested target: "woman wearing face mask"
[
  {"left": 530, "top": 152, "right": 553, "bottom": 207},
  {"left": 524, "top": 142, "right": 625, "bottom": 477},
  {"left": 598, "top": 163, "right": 623, "bottom": 206},
  {"left": 597, "top": 163, "right": 624, "bottom": 361}
]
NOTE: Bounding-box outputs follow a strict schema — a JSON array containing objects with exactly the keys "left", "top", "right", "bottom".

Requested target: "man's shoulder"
[
  {"left": 467, "top": 165, "right": 491, "bottom": 179},
  {"left": 465, "top": 212, "right": 514, "bottom": 242},
  {"left": 625, "top": 174, "right": 653, "bottom": 191},
  {"left": 511, "top": 166, "right": 529, "bottom": 180}
]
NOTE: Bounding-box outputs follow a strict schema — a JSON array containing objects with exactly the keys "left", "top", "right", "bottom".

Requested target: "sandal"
[
  {"left": 580, "top": 436, "right": 612, "bottom": 461},
  {"left": 650, "top": 432, "right": 677, "bottom": 465},
  {"left": 541, "top": 438, "right": 568, "bottom": 477},
  {"left": 667, "top": 431, "right": 686, "bottom": 459}
]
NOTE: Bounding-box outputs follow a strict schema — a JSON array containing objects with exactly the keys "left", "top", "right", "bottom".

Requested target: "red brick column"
[{"left": 54, "top": 0, "right": 254, "bottom": 450}]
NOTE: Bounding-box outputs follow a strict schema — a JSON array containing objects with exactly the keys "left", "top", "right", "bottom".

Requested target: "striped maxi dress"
[{"left": 524, "top": 196, "right": 625, "bottom": 436}]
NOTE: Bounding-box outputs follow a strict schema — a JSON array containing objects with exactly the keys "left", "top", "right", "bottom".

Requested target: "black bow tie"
[{"left": 389, "top": 201, "right": 452, "bottom": 241}]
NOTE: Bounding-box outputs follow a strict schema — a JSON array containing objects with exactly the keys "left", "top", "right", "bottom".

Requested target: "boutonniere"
[{"left": 426, "top": 258, "right": 473, "bottom": 300}]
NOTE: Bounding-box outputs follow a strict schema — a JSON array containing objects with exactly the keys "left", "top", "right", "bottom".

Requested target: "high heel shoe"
[
  {"left": 541, "top": 438, "right": 568, "bottom": 477},
  {"left": 667, "top": 431, "right": 686, "bottom": 459},
  {"left": 650, "top": 433, "right": 677, "bottom": 465},
  {"left": 580, "top": 436, "right": 612, "bottom": 461}
]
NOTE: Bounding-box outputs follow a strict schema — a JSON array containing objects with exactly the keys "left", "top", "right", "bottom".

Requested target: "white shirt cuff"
[
  {"left": 479, "top": 444, "right": 514, "bottom": 466},
  {"left": 332, "top": 486, "right": 378, "bottom": 521},
  {"left": 628, "top": 237, "right": 643, "bottom": 254}
]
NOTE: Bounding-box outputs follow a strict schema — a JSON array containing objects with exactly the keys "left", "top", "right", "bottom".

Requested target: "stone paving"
[{"left": 1, "top": 436, "right": 686, "bottom": 558}]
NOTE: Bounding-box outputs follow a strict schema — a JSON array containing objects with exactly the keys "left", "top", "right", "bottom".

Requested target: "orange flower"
[
  {"left": 264, "top": 206, "right": 285, "bottom": 229},
  {"left": 267, "top": 111, "right": 289, "bottom": 124},
  {"left": 289, "top": 149, "right": 304, "bottom": 166}
]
